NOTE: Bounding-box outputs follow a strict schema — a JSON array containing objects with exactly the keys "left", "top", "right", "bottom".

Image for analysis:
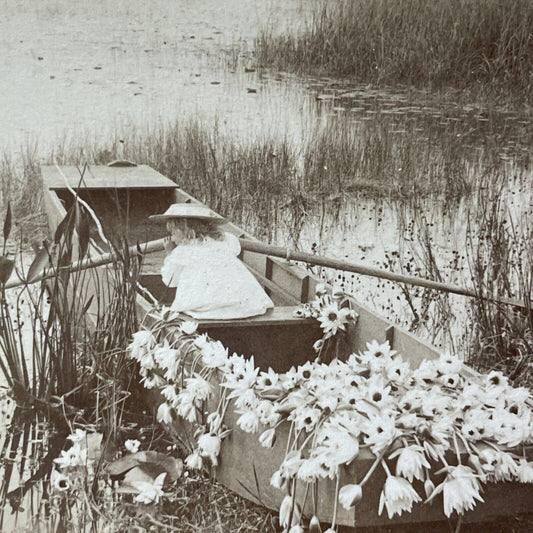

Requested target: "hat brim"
[{"left": 149, "top": 213, "right": 226, "bottom": 224}]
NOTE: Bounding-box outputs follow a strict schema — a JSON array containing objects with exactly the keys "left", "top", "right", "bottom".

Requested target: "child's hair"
[{"left": 166, "top": 218, "right": 224, "bottom": 244}]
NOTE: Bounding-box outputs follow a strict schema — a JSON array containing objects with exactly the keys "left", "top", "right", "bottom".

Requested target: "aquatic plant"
[
  {"left": 464, "top": 182, "right": 533, "bottom": 386},
  {"left": 257, "top": 0, "right": 533, "bottom": 104}
]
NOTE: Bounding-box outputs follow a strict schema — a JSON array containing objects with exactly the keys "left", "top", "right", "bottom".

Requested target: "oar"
[
  {"left": 4, "top": 236, "right": 530, "bottom": 311},
  {"left": 238, "top": 239, "right": 532, "bottom": 311},
  {"left": 3, "top": 238, "right": 167, "bottom": 290}
]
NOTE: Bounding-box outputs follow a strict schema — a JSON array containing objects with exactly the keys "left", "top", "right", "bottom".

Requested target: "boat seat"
[
  {"left": 194, "top": 306, "right": 322, "bottom": 372},
  {"left": 195, "top": 306, "right": 314, "bottom": 328}
]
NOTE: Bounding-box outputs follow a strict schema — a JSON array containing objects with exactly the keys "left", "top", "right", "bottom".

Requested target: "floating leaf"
[
  {"left": 26, "top": 247, "right": 51, "bottom": 283},
  {"left": 115, "top": 466, "right": 155, "bottom": 494},
  {"left": 0, "top": 256, "right": 14, "bottom": 284},
  {"left": 3, "top": 202, "right": 11, "bottom": 242},
  {"left": 106, "top": 451, "right": 183, "bottom": 481}
]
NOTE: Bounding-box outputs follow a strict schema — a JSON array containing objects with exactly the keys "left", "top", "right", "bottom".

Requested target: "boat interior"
[{"left": 41, "top": 164, "right": 440, "bottom": 372}]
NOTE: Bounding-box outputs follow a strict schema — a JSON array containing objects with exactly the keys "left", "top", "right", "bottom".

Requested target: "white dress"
[{"left": 161, "top": 232, "right": 274, "bottom": 319}]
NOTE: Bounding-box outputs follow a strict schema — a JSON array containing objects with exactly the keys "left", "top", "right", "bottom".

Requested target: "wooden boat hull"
[{"left": 41, "top": 164, "right": 533, "bottom": 528}]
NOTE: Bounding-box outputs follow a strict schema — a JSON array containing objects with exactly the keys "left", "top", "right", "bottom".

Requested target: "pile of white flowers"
[{"left": 128, "top": 288, "right": 533, "bottom": 531}]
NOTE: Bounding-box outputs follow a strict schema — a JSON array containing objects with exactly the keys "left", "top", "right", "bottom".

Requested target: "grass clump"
[{"left": 257, "top": 0, "right": 533, "bottom": 104}]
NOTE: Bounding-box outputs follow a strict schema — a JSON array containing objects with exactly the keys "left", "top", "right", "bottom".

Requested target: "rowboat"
[{"left": 41, "top": 163, "right": 533, "bottom": 528}]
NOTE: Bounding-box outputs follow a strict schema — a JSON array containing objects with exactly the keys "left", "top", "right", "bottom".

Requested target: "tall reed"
[
  {"left": 257, "top": 0, "right": 533, "bottom": 104},
  {"left": 464, "top": 180, "right": 533, "bottom": 386}
]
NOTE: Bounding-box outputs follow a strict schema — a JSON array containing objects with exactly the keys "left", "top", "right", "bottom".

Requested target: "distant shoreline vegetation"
[{"left": 257, "top": 0, "right": 533, "bottom": 105}]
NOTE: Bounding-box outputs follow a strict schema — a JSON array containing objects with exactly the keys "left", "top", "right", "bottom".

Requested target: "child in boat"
[{"left": 149, "top": 203, "right": 274, "bottom": 320}]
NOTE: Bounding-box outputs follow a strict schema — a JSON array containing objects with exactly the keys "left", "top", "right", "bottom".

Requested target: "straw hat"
[{"left": 149, "top": 203, "right": 226, "bottom": 224}]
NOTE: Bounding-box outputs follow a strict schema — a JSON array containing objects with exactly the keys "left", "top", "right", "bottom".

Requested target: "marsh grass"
[
  {"left": 38, "top": 109, "right": 525, "bottom": 244},
  {"left": 0, "top": 193, "right": 150, "bottom": 530},
  {"left": 257, "top": 0, "right": 533, "bottom": 104},
  {"left": 464, "top": 183, "right": 533, "bottom": 386}
]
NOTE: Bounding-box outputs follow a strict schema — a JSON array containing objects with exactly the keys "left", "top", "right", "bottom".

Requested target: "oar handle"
[{"left": 239, "top": 239, "right": 531, "bottom": 311}]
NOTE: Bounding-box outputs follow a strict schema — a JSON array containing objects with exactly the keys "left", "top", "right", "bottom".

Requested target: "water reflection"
[{"left": 0, "top": 399, "right": 66, "bottom": 532}]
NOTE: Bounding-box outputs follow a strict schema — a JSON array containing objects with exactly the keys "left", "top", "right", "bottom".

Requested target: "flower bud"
[
  {"left": 180, "top": 320, "right": 198, "bottom": 335},
  {"left": 313, "top": 339, "right": 324, "bottom": 353},
  {"left": 279, "top": 495, "right": 301, "bottom": 528},
  {"left": 259, "top": 428, "right": 276, "bottom": 448},
  {"left": 308, "top": 515, "right": 322, "bottom": 533},
  {"left": 338, "top": 483, "right": 363, "bottom": 510},
  {"left": 289, "top": 526, "right": 304, "bottom": 533},
  {"left": 156, "top": 402, "right": 173, "bottom": 424},
  {"left": 424, "top": 477, "right": 435, "bottom": 499}
]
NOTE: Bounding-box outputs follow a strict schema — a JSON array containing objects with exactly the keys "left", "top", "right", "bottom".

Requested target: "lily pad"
[{"left": 106, "top": 451, "right": 183, "bottom": 482}]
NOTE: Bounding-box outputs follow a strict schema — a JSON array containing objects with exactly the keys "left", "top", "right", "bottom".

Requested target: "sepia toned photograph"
[{"left": 0, "top": 1, "right": 532, "bottom": 531}]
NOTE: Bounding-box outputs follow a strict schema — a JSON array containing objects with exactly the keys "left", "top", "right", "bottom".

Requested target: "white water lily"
[
  {"left": 157, "top": 402, "right": 173, "bottom": 424},
  {"left": 270, "top": 469, "right": 284, "bottom": 489},
  {"left": 424, "top": 477, "right": 435, "bottom": 499},
  {"left": 363, "top": 415, "right": 400, "bottom": 455},
  {"left": 67, "top": 428, "right": 87, "bottom": 444},
  {"left": 517, "top": 459, "right": 533, "bottom": 482},
  {"left": 207, "top": 411, "right": 223, "bottom": 433},
  {"left": 130, "top": 286, "right": 533, "bottom": 522},
  {"left": 279, "top": 494, "right": 301, "bottom": 529},
  {"left": 222, "top": 355, "right": 259, "bottom": 397},
  {"left": 258, "top": 428, "right": 276, "bottom": 448},
  {"left": 434, "top": 352, "right": 463, "bottom": 375},
  {"left": 185, "top": 374, "right": 212, "bottom": 402},
  {"left": 54, "top": 443, "right": 88, "bottom": 469},
  {"left": 317, "top": 302, "right": 347, "bottom": 338},
  {"left": 492, "top": 450, "right": 518, "bottom": 482},
  {"left": 389, "top": 445, "right": 430, "bottom": 482},
  {"left": 124, "top": 439, "right": 141, "bottom": 454},
  {"left": 185, "top": 450, "right": 203, "bottom": 470},
  {"left": 378, "top": 475, "right": 421, "bottom": 518},
  {"left": 50, "top": 469, "right": 70, "bottom": 492},
  {"left": 296, "top": 457, "right": 330, "bottom": 483},
  {"left": 289, "top": 525, "right": 304, "bottom": 533},
  {"left": 132, "top": 472, "right": 166, "bottom": 504},
  {"left": 193, "top": 332, "right": 210, "bottom": 350},
  {"left": 180, "top": 320, "right": 198, "bottom": 335},
  {"left": 289, "top": 405, "right": 322, "bottom": 433},
  {"left": 237, "top": 410, "right": 260, "bottom": 433},
  {"left": 339, "top": 483, "right": 363, "bottom": 510},
  {"left": 257, "top": 368, "right": 280, "bottom": 390},
  {"left": 201, "top": 340, "right": 229, "bottom": 369},
  {"left": 128, "top": 330, "right": 155, "bottom": 361},
  {"left": 197, "top": 433, "right": 222, "bottom": 466},
  {"left": 427, "top": 465, "right": 484, "bottom": 517},
  {"left": 176, "top": 391, "right": 198, "bottom": 423}
]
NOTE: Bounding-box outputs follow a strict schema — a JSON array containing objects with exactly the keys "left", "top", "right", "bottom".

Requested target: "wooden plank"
[
  {"left": 41, "top": 164, "right": 178, "bottom": 190},
  {"left": 269, "top": 260, "right": 310, "bottom": 303},
  {"left": 196, "top": 306, "right": 312, "bottom": 328},
  {"left": 245, "top": 265, "right": 301, "bottom": 306}
]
